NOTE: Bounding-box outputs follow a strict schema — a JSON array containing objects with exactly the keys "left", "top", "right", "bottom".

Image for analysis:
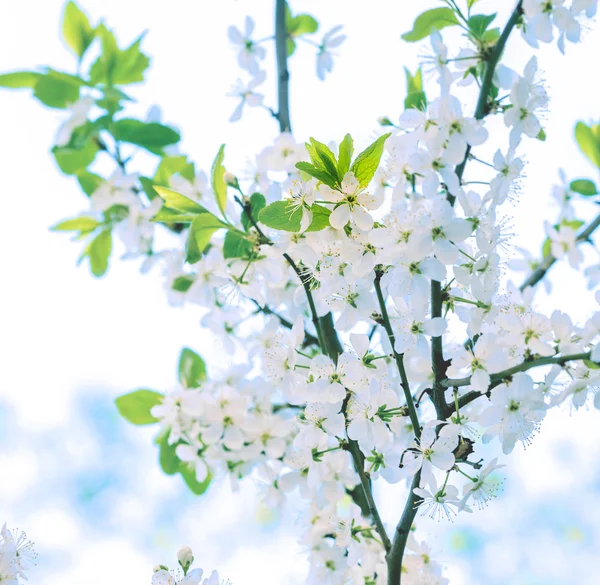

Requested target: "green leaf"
[
  {"left": 350, "top": 133, "right": 391, "bottom": 188},
  {"left": 258, "top": 201, "right": 331, "bottom": 232},
  {"left": 51, "top": 216, "right": 100, "bottom": 232},
  {"left": 154, "top": 155, "right": 195, "bottom": 185},
  {"left": 295, "top": 162, "right": 338, "bottom": 188},
  {"left": 241, "top": 192, "right": 266, "bottom": 231},
  {"left": 157, "top": 431, "right": 179, "bottom": 475},
  {"left": 186, "top": 214, "right": 227, "bottom": 264},
  {"left": 179, "top": 465, "right": 212, "bottom": 495},
  {"left": 178, "top": 347, "right": 207, "bottom": 388},
  {"left": 45, "top": 68, "right": 88, "bottom": 87},
  {"left": 467, "top": 0, "right": 481, "bottom": 8},
  {"left": 223, "top": 230, "right": 254, "bottom": 259},
  {"left": 584, "top": 359, "right": 600, "bottom": 370},
  {"left": 570, "top": 179, "right": 598, "bottom": 196},
  {"left": 305, "top": 204, "right": 332, "bottom": 232},
  {"left": 88, "top": 229, "right": 112, "bottom": 276},
  {"left": 481, "top": 27, "right": 500, "bottom": 44},
  {"left": 211, "top": 144, "right": 227, "bottom": 216},
  {"left": 139, "top": 177, "right": 158, "bottom": 200},
  {"left": 89, "top": 28, "right": 149, "bottom": 86},
  {"left": 52, "top": 140, "right": 98, "bottom": 175},
  {"left": 405, "top": 90, "right": 427, "bottom": 111},
  {"left": 153, "top": 186, "right": 207, "bottom": 215},
  {"left": 33, "top": 75, "right": 80, "bottom": 108},
  {"left": 0, "top": 71, "right": 42, "bottom": 89},
  {"left": 405, "top": 67, "right": 424, "bottom": 93},
  {"left": 287, "top": 37, "right": 297, "bottom": 56},
  {"left": 561, "top": 219, "right": 585, "bottom": 231},
  {"left": 536, "top": 128, "right": 547, "bottom": 141},
  {"left": 467, "top": 13, "right": 496, "bottom": 38},
  {"left": 404, "top": 67, "right": 427, "bottom": 111},
  {"left": 113, "top": 34, "right": 150, "bottom": 84},
  {"left": 111, "top": 118, "right": 180, "bottom": 152},
  {"left": 542, "top": 237, "right": 551, "bottom": 258},
  {"left": 288, "top": 14, "right": 319, "bottom": 36},
  {"left": 575, "top": 122, "right": 600, "bottom": 169},
  {"left": 115, "top": 389, "right": 163, "bottom": 425},
  {"left": 62, "top": 1, "right": 95, "bottom": 59},
  {"left": 172, "top": 275, "right": 195, "bottom": 292},
  {"left": 338, "top": 134, "right": 354, "bottom": 177},
  {"left": 309, "top": 138, "right": 340, "bottom": 182},
  {"left": 151, "top": 207, "right": 198, "bottom": 224},
  {"left": 402, "top": 8, "right": 459, "bottom": 42},
  {"left": 77, "top": 171, "right": 103, "bottom": 196}
]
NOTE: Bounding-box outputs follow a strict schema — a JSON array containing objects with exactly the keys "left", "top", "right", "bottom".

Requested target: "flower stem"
[
  {"left": 348, "top": 441, "right": 392, "bottom": 554},
  {"left": 374, "top": 271, "right": 421, "bottom": 439},
  {"left": 519, "top": 212, "right": 600, "bottom": 290},
  {"left": 443, "top": 350, "right": 592, "bottom": 390},
  {"left": 387, "top": 471, "right": 422, "bottom": 585},
  {"left": 275, "top": 0, "right": 291, "bottom": 132}
]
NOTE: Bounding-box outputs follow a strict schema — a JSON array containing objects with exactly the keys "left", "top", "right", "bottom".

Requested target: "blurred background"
[{"left": 1, "top": 1, "right": 600, "bottom": 583}]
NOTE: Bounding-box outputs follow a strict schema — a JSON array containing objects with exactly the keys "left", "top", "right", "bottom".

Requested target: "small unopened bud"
[
  {"left": 177, "top": 546, "right": 194, "bottom": 573},
  {"left": 377, "top": 116, "right": 394, "bottom": 127},
  {"left": 224, "top": 171, "right": 238, "bottom": 188}
]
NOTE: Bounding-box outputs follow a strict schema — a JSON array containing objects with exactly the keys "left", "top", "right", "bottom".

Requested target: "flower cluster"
[
  {"left": 0, "top": 524, "right": 35, "bottom": 584},
  {"left": 7, "top": 0, "right": 600, "bottom": 583}
]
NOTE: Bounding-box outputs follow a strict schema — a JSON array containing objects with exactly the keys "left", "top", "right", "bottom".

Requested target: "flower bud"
[
  {"left": 224, "top": 171, "right": 238, "bottom": 187},
  {"left": 177, "top": 545, "right": 194, "bottom": 572},
  {"left": 377, "top": 116, "right": 394, "bottom": 127}
]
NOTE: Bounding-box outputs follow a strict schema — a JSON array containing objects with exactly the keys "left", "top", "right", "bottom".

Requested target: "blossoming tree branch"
[{"left": 2, "top": 0, "right": 600, "bottom": 583}]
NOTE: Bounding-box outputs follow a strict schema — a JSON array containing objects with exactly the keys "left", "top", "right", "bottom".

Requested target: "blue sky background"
[{"left": 1, "top": 1, "right": 600, "bottom": 583}]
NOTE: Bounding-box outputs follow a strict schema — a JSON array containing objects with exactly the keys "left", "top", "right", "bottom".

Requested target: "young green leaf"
[
  {"left": 0, "top": 71, "right": 42, "bottom": 89},
  {"left": 112, "top": 34, "right": 150, "bottom": 84},
  {"left": 338, "top": 134, "right": 354, "bottom": 176},
  {"left": 76, "top": 171, "right": 104, "bottom": 196},
  {"left": 295, "top": 162, "right": 338, "bottom": 188},
  {"left": 157, "top": 430, "right": 179, "bottom": 475},
  {"left": 115, "top": 389, "right": 163, "bottom": 425},
  {"left": 350, "top": 133, "right": 391, "bottom": 188},
  {"left": 241, "top": 192, "right": 266, "bottom": 231},
  {"left": 575, "top": 122, "right": 600, "bottom": 168},
  {"left": 89, "top": 28, "right": 149, "bottom": 86},
  {"left": 33, "top": 75, "right": 80, "bottom": 108},
  {"left": 52, "top": 141, "right": 98, "bottom": 175},
  {"left": 570, "top": 179, "right": 598, "bottom": 196},
  {"left": 111, "top": 119, "right": 180, "bottom": 152},
  {"left": 287, "top": 14, "right": 319, "bottom": 36},
  {"left": 178, "top": 347, "right": 207, "bottom": 388},
  {"left": 153, "top": 186, "right": 208, "bottom": 215},
  {"left": 151, "top": 207, "right": 199, "bottom": 224},
  {"left": 51, "top": 216, "right": 100, "bottom": 232},
  {"left": 211, "top": 144, "right": 228, "bottom": 216},
  {"left": 309, "top": 138, "right": 340, "bottom": 182},
  {"left": 62, "top": 1, "right": 95, "bottom": 59},
  {"left": 88, "top": 229, "right": 112, "bottom": 276},
  {"left": 259, "top": 201, "right": 331, "bottom": 232},
  {"left": 223, "top": 231, "right": 254, "bottom": 259},
  {"left": 154, "top": 154, "right": 196, "bottom": 185},
  {"left": 404, "top": 67, "right": 427, "bottom": 110},
  {"left": 179, "top": 465, "right": 212, "bottom": 495},
  {"left": 186, "top": 213, "right": 227, "bottom": 263},
  {"left": 402, "top": 8, "right": 459, "bottom": 42},
  {"left": 467, "top": 13, "right": 496, "bottom": 38},
  {"left": 172, "top": 275, "right": 195, "bottom": 293}
]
